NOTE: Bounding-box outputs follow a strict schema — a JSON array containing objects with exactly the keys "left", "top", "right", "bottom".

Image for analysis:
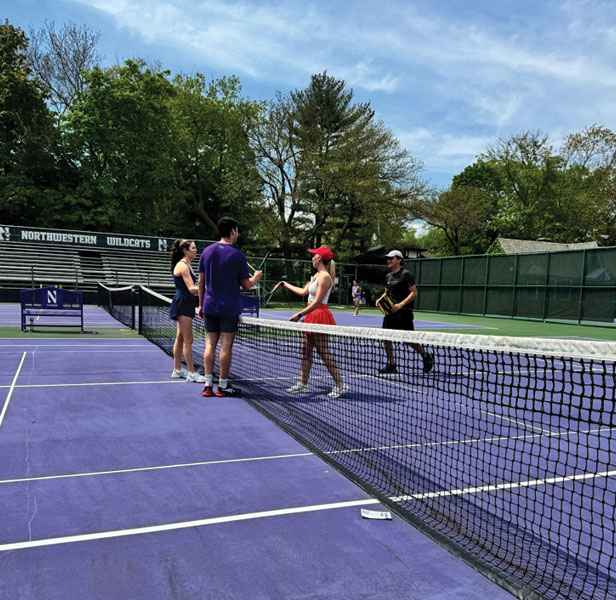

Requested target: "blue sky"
[{"left": 5, "top": 0, "right": 616, "bottom": 187}]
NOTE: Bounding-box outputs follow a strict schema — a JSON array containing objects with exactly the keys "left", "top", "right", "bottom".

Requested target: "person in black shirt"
[{"left": 376, "top": 249, "right": 433, "bottom": 374}]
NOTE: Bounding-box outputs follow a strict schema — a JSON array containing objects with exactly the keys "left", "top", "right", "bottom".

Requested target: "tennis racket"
[
  {"left": 376, "top": 295, "right": 394, "bottom": 316},
  {"left": 247, "top": 251, "right": 271, "bottom": 274},
  {"left": 263, "top": 280, "right": 283, "bottom": 306}
]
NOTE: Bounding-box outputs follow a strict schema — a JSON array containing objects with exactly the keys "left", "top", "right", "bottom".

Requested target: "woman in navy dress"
[{"left": 170, "top": 239, "right": 204, "bottom": 382}]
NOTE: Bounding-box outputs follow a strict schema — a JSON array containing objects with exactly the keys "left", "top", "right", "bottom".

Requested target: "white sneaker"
[
  {"left": 287, "top": 382, "right": 310, "bottom": 394},
  {"left": 327, "top": 383, "right": 349, "bottom": 398},
  {"left": 186, "top": 371, "right": 206, "bottom": 383},
  {"left": 171, "top": 368, "right": 188, "bottom": 379}
]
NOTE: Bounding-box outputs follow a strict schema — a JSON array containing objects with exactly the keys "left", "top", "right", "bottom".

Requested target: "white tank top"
[{"left": 308, "top": 273, "right": 333, "bottom": 304}]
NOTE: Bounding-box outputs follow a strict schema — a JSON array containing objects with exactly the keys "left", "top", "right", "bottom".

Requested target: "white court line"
[
  {"left": 0, "top": 451, "right": 314, "bottom": 484},
  {"left": 0, "top": 352, "right": 27, "bottom": 430},
  {"left": 0, "top": 380, "right": 186, "bottom": 389},
  {"left": 0, "top": 370, "right": 577, "bottom": 437},
  {"left": 0, "top": 321, "right": 126, "bottom": 326},
  {"left": 0, "top": 498, "right": 381, "bottom": 552},
  {"left": 2, "top": 425, "right": 612, "bottom": 487},
  {"left": 330, "top": 426, "right": 616, "bottom": 456},
  {"left": 3, "top": 467, "right": 616, "bottom": 552},
  {"left": 0, "top": 350, "right": 159, "bottom": 355},
  {"left": 393, "top": 468, "right": 616, "bottom": 502},
  {"left": 0, "top": 343, "right": 150, "bottom": 347}
]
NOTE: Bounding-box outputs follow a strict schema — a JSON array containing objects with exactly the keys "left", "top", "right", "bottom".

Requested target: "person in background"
[
  {"left": 352, "top": 280, "right": 362, "bottom": 317},
  {"left": 198, "top": 217, "right": 262, "bottom": 397},
  {"left": 376, "top": 249, "right": 433, "bottom": 375},
  {"left": 282, "top": 246, "right": 349, "bottom": 399},
  {"left": 169, "top": 239, "right": 204, "bottom": 383}
]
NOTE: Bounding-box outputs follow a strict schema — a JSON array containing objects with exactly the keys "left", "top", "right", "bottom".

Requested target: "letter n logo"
[{"left": 47, "top": 290, "right": 57, "bottom": 305}]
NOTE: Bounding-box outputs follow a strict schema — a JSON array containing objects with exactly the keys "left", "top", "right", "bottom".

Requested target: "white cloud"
[
  {"left": 62, "top": 0, "right": 616, "bottom": 183},
  {"left": 399, "top": 127, "right": 494, "bottom": 176},
  {"left": 68, "top": 0, "right": 401, "bottom": 91}
]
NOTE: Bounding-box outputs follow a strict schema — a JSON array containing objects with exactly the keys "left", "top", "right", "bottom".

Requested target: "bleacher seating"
[{"left": 0, "top": 241, "right": 176, "bottom": 300}]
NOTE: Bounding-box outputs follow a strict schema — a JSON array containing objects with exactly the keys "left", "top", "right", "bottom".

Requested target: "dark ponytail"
[{"left": 170, "top": 239, "right": 194, "bottom": 273}]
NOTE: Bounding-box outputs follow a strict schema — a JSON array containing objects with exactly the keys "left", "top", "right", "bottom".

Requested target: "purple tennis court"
[
  {"left": 106, "top": 287, "right": 616, "bottom": 600},
  {"left": 0, "top": 328, "right": 515, "bottom": 599}
]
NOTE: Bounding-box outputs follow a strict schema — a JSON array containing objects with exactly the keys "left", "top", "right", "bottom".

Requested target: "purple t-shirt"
[{"left": 198, "top": 242, "right": 250, "bottom": 317}]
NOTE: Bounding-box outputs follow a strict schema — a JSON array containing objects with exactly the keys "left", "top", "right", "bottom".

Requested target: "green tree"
[
  {"left": 477, "top": 128, "right": 614, "bottom": 245},
  {"left": 561, "top": 125, "right": 616, "bottom": 245},
  {"left": 169, "top": 74, "right": 262, "bottom": 242},
  {"left": 452, "top": 159, "right": 505, "bottom": 197},
  {"left": 61, "top": 59, "right": 178, "bottom": 233},
  {"left": 0, "top": 20, "right": 58, "bottom": 226},
  {"left": 249, "top": 72, "right": 425, "bottom": 259},
  {"left": 409, "top": 186, "right": 493, "bottom": 255},
  {"left": 481, "top": 131, "right": 562, "bottom": 240}
]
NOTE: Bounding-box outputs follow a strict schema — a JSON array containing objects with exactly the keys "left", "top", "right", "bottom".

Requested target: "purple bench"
[{"left": 21, "top": 286, "right": 84, "bottom": 333}]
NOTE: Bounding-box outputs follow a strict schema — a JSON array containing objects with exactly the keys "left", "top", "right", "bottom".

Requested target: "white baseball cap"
[{"left": 384, "top": 250, "right": 403, "bottom": 259}]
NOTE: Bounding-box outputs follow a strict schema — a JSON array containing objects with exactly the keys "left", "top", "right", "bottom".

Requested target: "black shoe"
[
  {"left": 379, "top": 364, "right": 397, "bottom": 375},
  {"left": 202, "top": 385, "right": 214, "bottom": 397},
  {"left": 216, "top": 385, "right": 241, "bottom": 397},
  {"left": 423, "top": 353, "right": 434, "bottom": 373}
]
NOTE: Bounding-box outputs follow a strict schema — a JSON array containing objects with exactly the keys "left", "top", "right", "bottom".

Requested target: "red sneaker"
[{"left": 202, "top": 385, "right": 214, "bottom": 397}]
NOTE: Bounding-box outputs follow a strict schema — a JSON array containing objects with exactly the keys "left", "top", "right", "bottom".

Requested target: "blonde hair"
[{"left": 323, "top": 258, "right": 336, "bottom": 289}]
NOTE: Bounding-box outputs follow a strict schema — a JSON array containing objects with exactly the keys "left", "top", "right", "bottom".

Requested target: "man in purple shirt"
[{"left": 198, "top": 217, "right": 262, "bottom": 397}]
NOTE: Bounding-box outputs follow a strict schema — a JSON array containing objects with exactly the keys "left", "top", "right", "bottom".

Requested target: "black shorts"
[
  {"left": 382, "top": 310, "right": 415, "bottom": 332},
  {"left": 204, "top": 315, "right": 239, "bottom": 334}
]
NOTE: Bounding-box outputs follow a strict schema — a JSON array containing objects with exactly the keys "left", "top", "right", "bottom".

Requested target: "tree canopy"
[
  {"left": 2, "top": 18, "right": 615, "bottom": 260},
  {"left": 249, "top": 72, "right": 426, "bottom": 257},
  {"left": 0, "top": 20, "right": 58, "bottom": 226},
  {"left": 413, "top": 128, "right": 616, "bottom": 255}
]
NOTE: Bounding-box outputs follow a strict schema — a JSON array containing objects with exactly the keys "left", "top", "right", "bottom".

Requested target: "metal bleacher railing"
[
  {"left": 0, "top": 238, "right": 367, "bottom": 306},
  {"left": 0, "top": 241, "right": 175, "bottom": 296}
]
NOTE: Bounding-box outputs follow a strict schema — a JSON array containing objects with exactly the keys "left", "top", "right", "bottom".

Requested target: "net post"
[
  {"left": 131, "top": 285, "right": 138, "bottom": 330},
  {"left": 137, "top": 286, "right": 143, "bottom": 335}
]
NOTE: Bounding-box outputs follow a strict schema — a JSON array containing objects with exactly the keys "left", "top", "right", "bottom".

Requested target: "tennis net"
[
  {"left": 98, "top": 283, "right": 136, "bottom": 329},
  {"left": 112, "top": 284, "right": 616, "bottom": 600}
]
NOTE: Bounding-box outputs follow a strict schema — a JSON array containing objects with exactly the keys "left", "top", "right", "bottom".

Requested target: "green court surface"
[
  {"left": 0, "top": 326, "right": 142, "bottom": 339},
  {"left": 414, "top": 310, "right": 616, "bottom": 340}
]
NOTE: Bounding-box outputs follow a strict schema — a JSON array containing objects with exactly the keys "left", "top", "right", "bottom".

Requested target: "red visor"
[{"left": 309, "top": 246, "right": 334, "bottom": 260}]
